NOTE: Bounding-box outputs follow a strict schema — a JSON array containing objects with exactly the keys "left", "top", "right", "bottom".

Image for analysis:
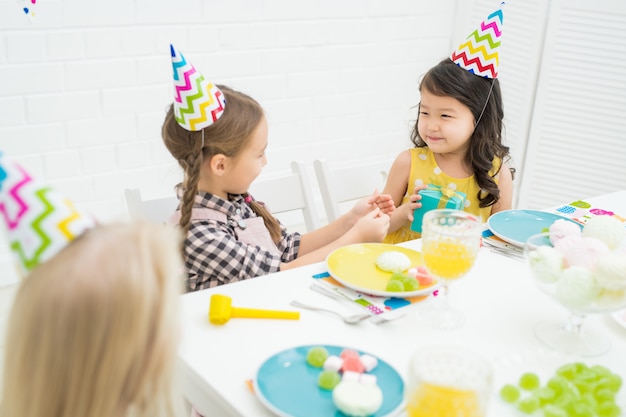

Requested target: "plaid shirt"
[{"left": 178, "top": 189, "right": 301, "bottom": 291}]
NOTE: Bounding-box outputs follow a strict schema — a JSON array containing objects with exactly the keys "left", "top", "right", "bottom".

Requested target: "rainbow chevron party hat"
[
  {"left": 450, "top": 2, "right": 504, "bottom": 79},
  {"left": 170, "top": 44, "right": 226, "bottom": 132},
  {"left": 0, "top": 152, "right": 96, "bottom": 276}
]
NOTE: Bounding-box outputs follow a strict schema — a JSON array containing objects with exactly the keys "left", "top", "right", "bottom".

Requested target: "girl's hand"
[
  {"left": 352, "top": 207, "right": 390, "bottom": 242},
  {"left": 351, "top": 190, "right": 396, "bottom": 218},
  {"left": 406, "top": 184, "right": 428, "bottom": 221}
]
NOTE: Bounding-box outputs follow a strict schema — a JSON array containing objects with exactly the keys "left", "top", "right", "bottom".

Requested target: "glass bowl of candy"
[{"left": 524, "top": 216, "right": 626, "bottom": 356}]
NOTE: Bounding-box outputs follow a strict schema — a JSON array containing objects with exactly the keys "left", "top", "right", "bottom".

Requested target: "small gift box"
[{"left": 410, "top": 185, "right": 466, "bottom": 233}]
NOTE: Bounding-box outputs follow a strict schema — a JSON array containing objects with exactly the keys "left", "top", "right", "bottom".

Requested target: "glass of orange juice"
[
  {"left": 405, "top": 345, "right": 492, "bottom": 417},
  {"left": 420, "top": 209, "right": 481, "bottom": 329}
]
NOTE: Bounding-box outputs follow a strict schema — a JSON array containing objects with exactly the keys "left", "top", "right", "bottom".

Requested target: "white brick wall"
[{"left": 0, "top": 0, "right": 457, "bottom": 286}]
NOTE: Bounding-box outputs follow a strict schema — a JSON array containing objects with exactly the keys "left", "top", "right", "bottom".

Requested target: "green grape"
[
  {"left": 385, "top": 279, "right": 404, "bottom": 292},
  {"left": 306, "top": 346, "right": 329, "bottom": 368},
  {"left": 547, "top": 376, "right": 569, "bottom": 396},
  {"left": 543, "top": 404, "right": 568, "bottom": 417},
  {"left": 317, "top": 370, "right": 340, "bottom": 390},
  {"left": 569, "top": 403, "right": 594, "bottom": 417},
  {"left": 590, "top": 365, "right": 611, "bottom": 379},
  {"left": 594, "top": 387, "right": 615, "bottom": 402},
  {"left": 535, "top": 386, "right": 556, "bottom": 405},
  {"left": 517, "top": 396, "right": 540, "bottom": 414},
  {"left": 519, "top": 372, "right": 540, "bottom": 391},
  {"left": 557, "top": 363, "right": 579, "bottom": 380},
  {"left": 553, "top": 391, "right": 575, "bottom": 409},
  {"left": 499, "top": 384, "right": 520, "bottom": 403},
  {"left": 597, "top": 401, "right": 621, "bottom": 417},
  {"left": 579, "top": 392, "right": 597, "bottom": 411},
  {"left": 597, "top": 374, "right": 623, "bottom": 394}
]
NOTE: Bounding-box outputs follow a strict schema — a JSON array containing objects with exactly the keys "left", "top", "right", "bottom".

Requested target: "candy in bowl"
[{"left": 524, "top": 216, "right": 626, "bottom": 356}]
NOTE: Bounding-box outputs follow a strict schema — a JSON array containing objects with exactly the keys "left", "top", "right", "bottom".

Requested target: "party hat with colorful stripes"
[
  {"left": 450, "top": 2, "right": 504, "bottom": 79},
  {"left": 170, "top": 44, "right": 226, "bottom": 132},
  {"left": 0, "top": 152, "right": 96, "bottom": 276}
]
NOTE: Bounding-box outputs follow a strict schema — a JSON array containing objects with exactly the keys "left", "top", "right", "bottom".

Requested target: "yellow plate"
[{"left": 325, "top": 243, "right": 439, "bottom": 297}]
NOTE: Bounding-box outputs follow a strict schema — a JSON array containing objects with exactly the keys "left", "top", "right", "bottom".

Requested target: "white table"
[{"left": 177, "top": 191, "right": 626, "bottom": 416}]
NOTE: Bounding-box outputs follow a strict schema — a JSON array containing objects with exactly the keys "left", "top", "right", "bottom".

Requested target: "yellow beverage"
[
  {"left": 406, "top": 382, "right": 483, "bottom": 417},
  {"left": 422, "top": 241, "right": 476, "bottom": 279}
]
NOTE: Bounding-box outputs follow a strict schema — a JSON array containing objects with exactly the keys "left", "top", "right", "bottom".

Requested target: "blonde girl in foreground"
[{"left": 1, "top": 222, "right": 185, "bottom": 417}]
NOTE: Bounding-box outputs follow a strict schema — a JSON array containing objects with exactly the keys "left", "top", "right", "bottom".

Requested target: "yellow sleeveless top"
[{"left": 383, "top": 147, "right": 501, "bottom": 244}]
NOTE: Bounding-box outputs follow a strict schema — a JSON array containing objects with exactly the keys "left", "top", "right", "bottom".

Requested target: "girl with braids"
[
  {"left": 163, "top": 45, "right": 393, "bottom": 291},
  {"left": 382, "top": 4, "right": 514, "bottom": 244}
]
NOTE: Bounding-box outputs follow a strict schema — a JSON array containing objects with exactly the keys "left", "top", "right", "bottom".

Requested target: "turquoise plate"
[
  {"left": 487, "top": 209, "right": 582, "bottom": 247},
  {"left": 254, "top": 345, "right": 405, "bottom": 417}
]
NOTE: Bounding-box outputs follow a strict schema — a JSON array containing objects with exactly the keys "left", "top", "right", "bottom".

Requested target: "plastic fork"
[{"left": 289, "top": 300, "right": 371, "bottom": 324}]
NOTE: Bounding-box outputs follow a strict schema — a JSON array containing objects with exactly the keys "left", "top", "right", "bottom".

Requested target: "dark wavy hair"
[{"left": 411, "top": 58, "right": 515, "bottom": 208}]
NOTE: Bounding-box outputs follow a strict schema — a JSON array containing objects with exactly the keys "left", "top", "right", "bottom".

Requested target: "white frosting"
[
  {"left": 332, "top": 380, "right": 383, "bottom": 417},
  {"left": 375, "top": 251, "right": 411, "bottom": 273}
]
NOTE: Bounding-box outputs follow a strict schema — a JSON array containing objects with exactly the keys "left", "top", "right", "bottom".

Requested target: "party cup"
[{"left": 405, "top": 345, "right": 492, "bottom": 417}]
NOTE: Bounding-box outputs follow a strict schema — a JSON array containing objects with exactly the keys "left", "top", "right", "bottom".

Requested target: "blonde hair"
[
  {"left": 161, "top": 84, "right": 282, "bottom": 242},
  {"left": 1, "top": 222, "right": 185, "bottom": 417}
]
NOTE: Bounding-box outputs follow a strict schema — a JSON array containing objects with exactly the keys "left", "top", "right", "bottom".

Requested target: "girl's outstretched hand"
[
  {"left": 352, "top": 207, "right": 390, "bottom": 242},
  {"left": 406, "top": 184, "right": 428, "bottom": 221},
  {"left": 351, "top": 190, "right": 396, "bottom": 218}
]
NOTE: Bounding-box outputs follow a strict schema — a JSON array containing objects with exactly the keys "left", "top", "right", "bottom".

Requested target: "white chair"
[
  {"left": 313, "top": 158, "right": 392, "bottom": 222},
  {"left": 124, "top": 188, "right": 179, "bottom": 224},
  {"left": 249, "top": 160, "right": 321, "bottom": 231},
  {"left": 124, "top": 160, "right": 321, "bottom": 231}
]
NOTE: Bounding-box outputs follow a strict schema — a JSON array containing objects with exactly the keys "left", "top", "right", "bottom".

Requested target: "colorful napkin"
[
  {"left": 312, "top": 272, "right": 436, "bottom": 316},
  {"left": 170, "top": 44, "right": 226, "bottom": 132},
  {"left": 552, "top": 200, "right": 626, "bottom": 227},
  {"left": 0, "top": 152, "right": 96, "bottom": 276},
  {"left": 450, "top": 2, "right": 505, "bottom": 79}
]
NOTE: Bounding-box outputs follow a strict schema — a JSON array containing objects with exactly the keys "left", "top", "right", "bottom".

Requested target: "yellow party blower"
[{"left": 209, "top": 294, "right": 300, "bottom": 325}]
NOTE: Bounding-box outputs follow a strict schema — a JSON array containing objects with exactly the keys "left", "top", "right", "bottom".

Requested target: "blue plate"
[
  {"left": 254, "top": 345, "right": 405, "bottom": 417},
  {"left": 487, "top": 209, "right": 582, "bottom": 247}
]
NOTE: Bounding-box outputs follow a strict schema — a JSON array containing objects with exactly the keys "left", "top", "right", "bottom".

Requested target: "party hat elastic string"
[{"left": 474, "top": 78, "right": 496, "bottom": 129}]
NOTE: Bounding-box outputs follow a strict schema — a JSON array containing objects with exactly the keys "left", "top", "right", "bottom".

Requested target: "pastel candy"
[
  {"left": 582, "top": 216, "right": 625, "bottom": 250},
  {"left": 528, "top": 246, "right": 564, "bottom": 284},
  {"left": 323, "top": 355, "right": 343, "bottom": 372},
  {"left": 548, "top": 219, "right": 581, "bottom": 245},
  {"left": 359, "top": 354, "right": 378, "bottom": 372},
  {"left": 555, "top": 267, "right": 600, "bottom": 309},
  {"left": 594, "top": 252, "right": 626, "bottom": 291},
  {"left": 341, "top": 356, "right": 365, "bottom": 374}
]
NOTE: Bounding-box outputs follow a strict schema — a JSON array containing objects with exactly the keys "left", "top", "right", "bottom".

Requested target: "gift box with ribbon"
[{"left": 410, "top": 184, "right": 466, "bottom": 233}]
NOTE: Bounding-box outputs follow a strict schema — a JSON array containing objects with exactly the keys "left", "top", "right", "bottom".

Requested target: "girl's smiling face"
[{"left": 417, "top": 89, "right": 475, "bottom": 156}]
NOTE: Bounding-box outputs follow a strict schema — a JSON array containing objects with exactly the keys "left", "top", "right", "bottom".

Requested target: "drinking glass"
[
  {"left": 405, "top": 345, "right": 493, "bottom": 417},
  {"left": 524, "top": 232, "right": 626, "bottom": 356},
  {"left": 419, "top": 209, "right": 481, "bottom": 329}
]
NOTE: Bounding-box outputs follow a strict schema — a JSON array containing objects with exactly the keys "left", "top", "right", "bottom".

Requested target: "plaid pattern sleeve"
[
  {"left": 184, "top": 220, "right": 301, "bottom": 291},
  {"left": 276, "top": 223, "right": 301, "bottom": 262}
]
